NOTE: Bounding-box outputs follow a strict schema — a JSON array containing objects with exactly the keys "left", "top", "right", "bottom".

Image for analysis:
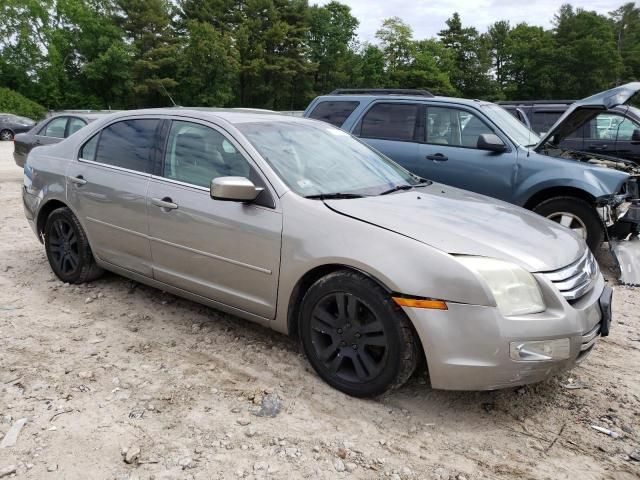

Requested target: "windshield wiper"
[
  {"left": 379, "top": 181, "right": 431, "bottom": 196},
  {"left": 304, "top": 193, "right": 366, "bottom": 200}
]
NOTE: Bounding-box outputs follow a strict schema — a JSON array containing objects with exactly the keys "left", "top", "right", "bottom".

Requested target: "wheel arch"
[
  {"left": 286, "top": 264, "right": 392, "bottom": 339},
  {"left": 36, "top": 199, "right": 69, "bottom": 242},
  {"left": 523, "top": 186, "right": 596, "bottom": 210}
]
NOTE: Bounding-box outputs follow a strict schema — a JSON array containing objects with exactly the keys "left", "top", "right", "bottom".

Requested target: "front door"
[
  {"left": 66, "top": 118, "right": 159, "bottom": 276},
  {"left": 147, "top": 119, "right": 282, "bottom": 319},
  {"left": 416, "top": 106, "right": 515, "bottom": 201}
]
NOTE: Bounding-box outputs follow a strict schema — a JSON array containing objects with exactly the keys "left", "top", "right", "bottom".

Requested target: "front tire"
[
  {"left": 299, "top": 270, "right": 418, "bottom": 397},
  {"left": 533, "top": 196, "right": 604, "bottom": 251},
  {"left": 44, "top": 207, "right": 103, "bottom": 283}
]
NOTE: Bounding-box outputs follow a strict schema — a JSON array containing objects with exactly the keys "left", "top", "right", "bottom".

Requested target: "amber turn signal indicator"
[{"left": 392, "top": 297, "right": 448, "bottom": 310}]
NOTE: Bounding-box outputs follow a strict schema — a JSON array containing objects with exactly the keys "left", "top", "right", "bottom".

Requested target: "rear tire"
[
  {"left": 532, "top": 196, "right": 604, "bottom": 251},
  {"left": 0, "top": 129, "right": 14, "bottom": 141},
  {"left": 44, "top": 207, "right": 103, "bottom": 283},
  {"left": 299, "top": 270, "right": 418, "bottom": 397}
]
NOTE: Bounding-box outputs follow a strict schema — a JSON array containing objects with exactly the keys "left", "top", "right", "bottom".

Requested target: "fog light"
[{"left": 509, "top": 339, "right": 570, "bottom": 362}]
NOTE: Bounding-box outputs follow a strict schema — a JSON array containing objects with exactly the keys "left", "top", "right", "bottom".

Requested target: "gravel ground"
[{"left": 1, "top": 140, "right": 639, "bottom": 480}]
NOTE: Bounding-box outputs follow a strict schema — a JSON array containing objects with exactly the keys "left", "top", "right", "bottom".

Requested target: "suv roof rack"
[
  {"left": 497, "top": 100, "right": 575, "bottom": 105},
  {"left": 329, "top": 88, "right": 434, "bottom": 97}
]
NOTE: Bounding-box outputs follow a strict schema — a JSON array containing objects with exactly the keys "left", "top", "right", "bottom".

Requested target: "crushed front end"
[{"left": 599, "top": 173, "right": 640, "bottom": 285}]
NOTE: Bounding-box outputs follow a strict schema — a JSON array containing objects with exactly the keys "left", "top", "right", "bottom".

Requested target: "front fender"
[{"left": 273, "top": 194, "right": 495, "bottom": 334}]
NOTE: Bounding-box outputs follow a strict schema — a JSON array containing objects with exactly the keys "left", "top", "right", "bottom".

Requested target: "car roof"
[
  {"left": 310, "top": 94, "right": 495, "bottom": 108},
  {"left": 95, "top": 107, "right": 311, "bottom": 126}
]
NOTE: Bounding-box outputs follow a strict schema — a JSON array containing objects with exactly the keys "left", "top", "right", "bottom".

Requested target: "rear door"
[
  {"left": 416, "top": 105, "right": 515, "bottom": 200},
  {"left": 147, "top": 119, "right": 282, "bottom": 319},
  {"left": 351, "top": 102, "right": 420, "bottom": 169},
  {"left": 66, "top": 117, "right": 159, "bottom": 276}
]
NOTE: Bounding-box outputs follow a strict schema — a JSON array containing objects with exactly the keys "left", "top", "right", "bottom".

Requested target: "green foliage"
[
  {"left": 0, "top": 1, "right": 637, "bottom": 110},
  {"left": 0, "top": 87, "right": 47, "bottom": 119}
]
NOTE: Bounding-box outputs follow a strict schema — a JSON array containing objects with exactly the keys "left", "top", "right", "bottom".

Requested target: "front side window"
[
  {"left": 359, "top": 103, "right": 418, "bottom": 142},
  {"left": 588, "top": 114, "right": 623, "bottom": 140},
  {"left": 163, "top": 121, "right": 251, "bottom": 187},
  {"left": 237, "top": 120, "right": 420, "bottom": 197},
  {"left": 67, "top": 118, "right": 87, "bottom": 137},
  {"left": 44, "top": 117, "right": 68, "bottom": 138},
  {"left": 308, "top": 101, "right": 359, "bottom": 127},
  {"left": 93, "top": 119, "right": 160, "bottom": 173},
  {"left": 427, "top": 107, "right": 493, "bottom": 148},
  {"left": 613, "top": 115, "right": 640, "bottom": 141}
]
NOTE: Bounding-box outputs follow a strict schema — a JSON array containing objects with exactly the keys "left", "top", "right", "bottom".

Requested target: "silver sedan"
[{"left": 22, "top": 109, "right": 612, "bottom": 396}]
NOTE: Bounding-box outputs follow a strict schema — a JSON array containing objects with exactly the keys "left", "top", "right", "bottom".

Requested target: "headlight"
[{"left": 457, "top": 256, "right": 545, "bottom": 316}]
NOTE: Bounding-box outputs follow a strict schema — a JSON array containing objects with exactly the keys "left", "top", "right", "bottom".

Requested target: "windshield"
[
  {"left": 236, "top": 120, "right": 421, "bottom": 197},
  {"left": 482, "top": 104, "right": 541, "bottom": 147}
]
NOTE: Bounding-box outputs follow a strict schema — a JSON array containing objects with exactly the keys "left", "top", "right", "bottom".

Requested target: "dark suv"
[
  {"left": 303, "top": 86, "right": 640, "bottom": 250},
  {"left": 499, "top": 101, "right": 640, "bottom": 164}
]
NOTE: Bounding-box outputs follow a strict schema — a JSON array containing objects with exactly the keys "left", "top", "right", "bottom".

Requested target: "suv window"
[
  {"left": 427, "top": 107, "right": 492, "bottom": 148},
  {"left": 164, "top": 120, "right": 251, "bottom": 188},
  {"left": 359, "top": 103, "right": 418, "bottom": 142},
  {"left": 615, "top": 116, "right": 640, "bottom": 141},
  {"left": 44, "top": 117, "right": 68, "bottom": 138},
  {"left": 308, "top": 101, "right": 359, "bottom": 127},
  {"left": 587, "top": 113, "right": 624, "bottom": 140},
  {"left": 531, "top": 111, "right": 562, "bottom": 135},
  {"left": 93, "top": 119, "right": 160, "bottom": 173}
]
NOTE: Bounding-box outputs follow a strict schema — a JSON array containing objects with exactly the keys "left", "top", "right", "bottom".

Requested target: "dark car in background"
[
  {"left": 0, "top": 113, "right": 36, "bottom": 141},
  {"left": 499, "top": 101, "right": 640, "bottom": 164},
  {"left": 13, "top": 113, "right": 105, "bottom": 167}
]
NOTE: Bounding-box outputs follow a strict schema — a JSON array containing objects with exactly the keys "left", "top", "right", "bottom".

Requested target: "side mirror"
[
  {"left": 477, "top": 133, "right": 507, "bottom": 152},
  {"left": 632, "top": 128, "right": 640, "bottom": 142},
  {"left": 210, "top": 177, "right": 263, "bottom": 202}
]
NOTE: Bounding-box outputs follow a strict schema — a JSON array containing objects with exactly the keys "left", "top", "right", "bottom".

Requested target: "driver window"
[
  {"left": 614, "top": 116, "right": 640, "bottom": 141},
  {"left": 426, "top": 107, "right": 492, "bottom": 148},
  {"left": 163, "top": 121, "right": 251, "bottom": 188}
]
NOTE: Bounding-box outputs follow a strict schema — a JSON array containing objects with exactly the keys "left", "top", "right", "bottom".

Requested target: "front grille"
[{"left": 542, "top": 250, "right": 598, "bottom": 302}]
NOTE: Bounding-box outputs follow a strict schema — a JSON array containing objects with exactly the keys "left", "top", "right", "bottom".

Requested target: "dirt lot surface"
[{"left": 1, "top": 141, "right": 639, "bottom": 480}]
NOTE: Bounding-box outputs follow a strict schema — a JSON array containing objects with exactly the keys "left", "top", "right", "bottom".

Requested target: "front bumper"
[{"left": 404, "top": 273, "right": 609, "bottom": 390}]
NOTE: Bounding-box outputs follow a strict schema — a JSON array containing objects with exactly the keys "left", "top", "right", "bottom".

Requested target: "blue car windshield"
[
  {"left": 237, "top": 120, "right": 421, "bottom": 197},
  {"left": 482, "top": 104, "right": 541, "bottom": 147}
]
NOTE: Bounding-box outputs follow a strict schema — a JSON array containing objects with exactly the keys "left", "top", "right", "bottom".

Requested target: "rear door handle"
[
  {"left": 151, "top": 197, "right": 178, "bottom": 210},
  {"left": 589, "top": 145, "right": 607, "bottom": 151},
  {"left": 426, "top": 153, "right": 448, "bottom": 162},
  {"left": 69, "top": 175, "right": 87, "bottom": 186}
]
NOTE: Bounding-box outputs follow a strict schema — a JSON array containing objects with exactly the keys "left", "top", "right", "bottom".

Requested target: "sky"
[{"left": 313, "top": 0, "right": 618, "bottom": 42}]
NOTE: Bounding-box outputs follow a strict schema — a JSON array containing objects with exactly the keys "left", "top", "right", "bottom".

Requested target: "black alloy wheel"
[{"left": 300, "top": 270, "right": 418, "bottom": 397}]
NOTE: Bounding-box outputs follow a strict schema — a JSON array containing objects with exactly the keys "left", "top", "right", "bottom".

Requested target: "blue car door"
[
  {"left": 415, "top": 105, "right": 516, "bottom": 202},
  {"left": 351, "top": 102, "right": 419, "bottom": 169}
]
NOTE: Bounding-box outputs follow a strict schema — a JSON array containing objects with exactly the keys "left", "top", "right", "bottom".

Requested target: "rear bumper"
[{"left": 404, "top": 273, "right": 608, "bottom": 390}]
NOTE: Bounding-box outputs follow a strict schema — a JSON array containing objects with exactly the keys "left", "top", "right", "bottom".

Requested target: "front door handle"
[
  {"left": 151, "top": 197, "right": 178, "bottom": 210},
  {"left": 426, "top": 153, "right": 448, "bottom": 162},
  {"left": 589, "top": 145, "right": 608, "bottom": 151},
  {"left": 69, "top": 175, "right": 87, "bottom": 186}
]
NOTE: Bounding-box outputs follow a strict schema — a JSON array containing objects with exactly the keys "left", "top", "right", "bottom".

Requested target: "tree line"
[{"left": 0, "top": 0, "right": 638, "bottom": 114}]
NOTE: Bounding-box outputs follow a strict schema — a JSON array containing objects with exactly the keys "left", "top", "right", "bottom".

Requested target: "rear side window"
[
  {"left": 359, "top": 103, "right": 418, "bottom": 141},
  {"left": 44, "top": 117, "right": 68, "bottom": 138},
  {"left": 67, "top": 118, "right": 87, "bottom": 137},
  {"left": 531, "top": 111, "right": 562, "bottom": 135},
  {"left": 93, "top": 119, "right": 160, "bottom": 173},
  {"left": 308, "top": 101, "right": 359, "bottom": 127}
]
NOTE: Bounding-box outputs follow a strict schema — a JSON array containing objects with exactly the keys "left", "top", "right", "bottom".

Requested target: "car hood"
[
  {"left": 325, "top": 185, "right": 583, "bottom": 272},
  {"left": 534, "top": 82, "right": 640, "bottom": 151}
]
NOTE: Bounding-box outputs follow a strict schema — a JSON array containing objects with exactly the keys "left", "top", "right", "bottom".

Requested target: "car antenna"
[{"left": 160, "top": 84, "right": 179, "bottom": 108}]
